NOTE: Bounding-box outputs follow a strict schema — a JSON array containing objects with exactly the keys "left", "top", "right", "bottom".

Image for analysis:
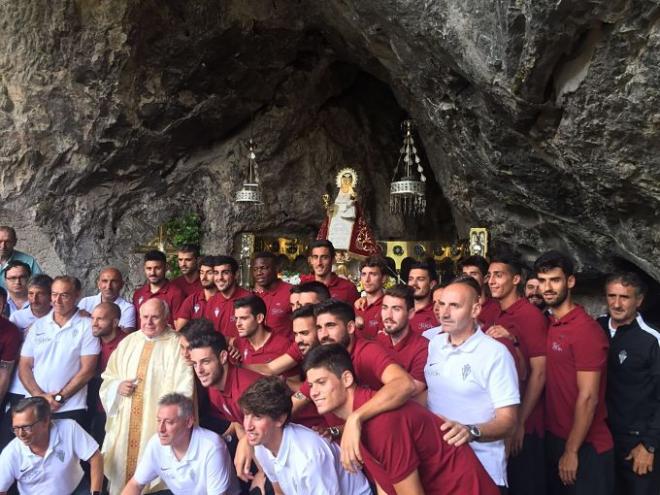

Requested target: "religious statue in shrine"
[{"left": 317, "top": 167, "right": 379, "bottom": 257}]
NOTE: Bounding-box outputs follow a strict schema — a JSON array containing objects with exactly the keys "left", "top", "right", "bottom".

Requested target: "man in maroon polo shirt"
[
  {"left": 485, "top": 255, "right": 548, "bottom": 495},
  {"left": 234, "top": 295, "right": 290, "bottom": 367},
  {"left": 525, "top": 275, "right": 546, "bottom": 310},
  {"left": 88, "top": 301, "right": 126, "bottom": 444},
  {"left": 251, "top": 252, "right": 292, "bottom": 338},
  {"left": 132, "top": 250, "right": 185, "bottom": 328},
  {"left": 170, "top": 244, "right": 203, "bottom": 297},
  {"left": 304, "top": 344, "right": 499, "bottom": 495},
  {"left": 300, "top": 240, "right": 359, "bottom": 305},
  {"left": 174, "top": 255, "right": 217, "bottom": 330},
  {"left": 203, "top": 255, "right": 251, "bottom": 341},
  {"left": 355, "top": 255, "right": 388, "bottom": 339},
  {"left": 407, "top": 261, "right": 438, "bottom": 335},
  {"left": 535, "top": 250, "right": 613, "bottom": 495},
  {"left": 461, "top": 255, "right": 501, "bottom": 328},
  {"left": 0, "top": 286, "right": 21, "bottom": 447},
  {"left": 376, "top": 285, "right": 428, "bottom": 395}
]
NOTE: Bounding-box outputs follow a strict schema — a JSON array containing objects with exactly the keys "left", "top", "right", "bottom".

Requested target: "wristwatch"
[
  {"left": 466, "top": 424, "right": 482, "bottom": 442},
  {"left": 327, "top": 426, "right": 341, "bottom": 439},
  {"left": 54, "top": 393, "right": 66, "bottom": 404}
]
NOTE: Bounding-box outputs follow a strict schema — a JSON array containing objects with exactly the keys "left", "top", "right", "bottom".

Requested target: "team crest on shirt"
[
  {"left": 214, "top": 308, "right": 220, "bottom": 317},
  {"left": 223, "top": 403, "right": 232, "bottom": 416},
  {"left": 462, "top": 364, "right": 472, "bottom": 380},
  {"left": 54, "top": 449, "right": 65, "bottom": 462},
  {"left": 552, "top": 341, "right": 563, "bottom": 353},
  {"left": 618, "top": 350, "right": 627, "bottom": 364},
  {"left": 243, "top": 349, "right": 249, "bottom": 359},
  {"left": 138, "top": 296, "right": 144, "bottom": 305},
  {"left": 194, "top": 304, "right": 200, "bottom": 314}
]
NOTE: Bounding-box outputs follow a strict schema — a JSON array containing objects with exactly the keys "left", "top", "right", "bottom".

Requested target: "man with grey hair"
[
  {"left": 0, "top": 227, "right": 42, "bottom": 291},
  {"left": 122, "top": 392, "right": 239, "bottom": 495},
  {"left": 100, "top": 298, "right": 194, "bottom": 495},
  {"left": 18, "top": 275, "right": 99, "bottom": 427},
  {"left": 0, "top": 396, "right": 103, "bottom": 495}
]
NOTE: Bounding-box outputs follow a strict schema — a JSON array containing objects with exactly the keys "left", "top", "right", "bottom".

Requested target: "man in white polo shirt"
[
  {"left": 240, "top": 376, "right": 371, "bottom": 495},
  {"left": 424, "top": 276, "right": 520, "bottom": 491},
  {"left": 0, "top": 396, "right": 103, "bottom": 495},
  {"left": 78, "top": 267, "right": 136, "bottom": 333},
  {"left": 17, "top": 276, "right": 100, "bottom": 426},
  {"left": 122, "top": 393, "right": 239, "bottom": 495}
]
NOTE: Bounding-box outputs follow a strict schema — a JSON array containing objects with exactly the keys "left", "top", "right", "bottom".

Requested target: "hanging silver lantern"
[
  {"left": 390, "top": 120, "right": 426, "bottom": 216},
  {"left": 235, "top": 139, "right": 263, "bottom": 204}
]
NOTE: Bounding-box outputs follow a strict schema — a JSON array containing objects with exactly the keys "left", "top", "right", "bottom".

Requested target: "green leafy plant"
[{"left": 165, "top": 213, "right": 202, "bottom": 278}]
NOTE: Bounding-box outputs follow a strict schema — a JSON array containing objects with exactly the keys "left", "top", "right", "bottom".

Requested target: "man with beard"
[
  {"left": 175, "top": 256, "right": 218, "bottom": 330},
  {"left": 535, "top": 251, "right": 613, "bottom": 495},
  {"left": 597, "top": 272, "right": 660, "bottom": 495},
  {"left": 171, "top": 245, "right": 203, "bottom": 297},
  {"left": 525, "top": 275, "right": 546, "bottom": 310},
  {"left": 204, "top": 256, "right": 251, "bottom": 341},
  {"left": 424, "top": 276, "right": 520, "bottom": 490},
  {"left": 485, "top": 255, "right": 548, "bottom": 495},
  {"left": 299, "top": 240, "right": 359, "bottom": 305},
  {"left": 460, "top": 255, "right": 501, "bottom": 329},
  {"left": 0, "top": 227, "right": 42, "bottom": 291},
  {"left": 133, "top": 251, "right": 185, "bottom": 328},
  {"left": 305, "top": 344, "right": 499, "bottom": 495},
  {"left": 79, "top": 267, "right": 136, "bottom": 333},
  {"left": 406, "top": 262, "right": 438, "bottom": 335},
  {"left": 355, "top": 256, "right": 388, "bottom": 339},
  {"left": 376, "top": 285, "right": 428, "bottom": 396},
  {"left": 252, "top": 252, "right": 293, "bottom": 338},
  {"left": 88, "top": 302, "right": 126, "bottom": 444}
]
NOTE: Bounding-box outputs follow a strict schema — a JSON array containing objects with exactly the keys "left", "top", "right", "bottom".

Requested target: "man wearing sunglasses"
[{"left": 0, "top": 396, "right": 103, "bottom": 495}]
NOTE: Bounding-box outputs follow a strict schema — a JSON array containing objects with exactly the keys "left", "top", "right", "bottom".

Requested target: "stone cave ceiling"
[{"left": 0, "top": 0, "right": 658, "bottom": 290}]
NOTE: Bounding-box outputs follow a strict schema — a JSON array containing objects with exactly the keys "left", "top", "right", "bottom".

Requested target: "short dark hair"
[
  {"left": 534, "top": 250, "right": 574, "bottom": 277},
  {"left": 448, "top": 275, "right": 482, "bottom": 297},
  {"left": 13, "top": 396, "right": 50, "bottom": 421},
  {"left": 28, "top": 274, "right": 53, "bottom": 292},
  {"left": 291, "top": 304, "right": 315, "bottom": 322},
  {"left": 293, "top": 281, "right": 331, "bottom": 301},
  {"left": 144, "top": 250, "right": 167, "bottom": 264},
  {"left": 177, "top": 244, "right": 200, "bottom": 257},
  {"left": 408, "top": 261, "right": 438, "bottom": 282},
  {"left": 359, "top": 256, "right": 389, "bottom": 275},
  {"left": 489, "top": 254, "right": 523, "bottom": 278},
  {"left": 52, "top": 275, "right": 82, "bottom": 292},
  {"left": 234, "top": 295, "right": 267, "bottom": 319},
  {"left": 158, "top": 393, "right": 194, "bottom": 419},
  {"left": 188, "top": 331, "right": 227, "bottom": 355},
  {"left": 313, "top": 299, "right": 355, "bottom": 325},
  {"left": 214, "top": 255, "right": 239, "bottom": 274},
  {"left": 302, "top": 343, "right": 355, "bottom": 380},
  {"left": 605, "top": 271, "right": 647, "bottom": 298},
  {"left": 199, "top": 255, "right": 217, "bottom": 268},
  {"left": 0, "top": 226, "right": 17, "bottom": 242},
  {"left": 238, "top": 377, "right": 292, "bottom": 423},
  {"left": 308, "top": 239, "right": 335, "bottom": 258},
  {"left": 4, "top": 260, "right": 31, "bottom": 278},
  {"left": 459, "top": 256, "right": 490, "bottom": 278},
  {"left": 180, "top": 318, "right": 216, "bottom": 341},
  {"left": 384, "top": 284, "right": 415, "bottom": 310},
  {"left": 94, "top": 301, "right": 121, "bottom": 321},
  {"left": 253, "top": 251, "right": 277, "bottom": 262}
]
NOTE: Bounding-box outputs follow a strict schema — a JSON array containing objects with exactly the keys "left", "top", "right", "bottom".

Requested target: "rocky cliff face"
[{"left": 0, "top": 0, "right": 657, "bottom": 293}]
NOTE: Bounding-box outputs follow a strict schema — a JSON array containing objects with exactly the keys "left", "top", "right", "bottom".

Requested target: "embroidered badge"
[
  {"left": 54, "top": 449, "right": 65, "bottom": 462},
  {"left": 552, "top": 341, "right": 563, "bottom": 352},
  {"left": 214, "top": 308, "right": 220, "bottom": 317},
  {"left": 618, "top": 350, "right": 627, "bottom": 364},
  {"left": 138, "top": 296, "right": 144, "bottom": 305},
  {"left": 193, "top": 304, "right": 200, "bottom": 314},
  {"left": 462, "top": 364, "right": 472, "bottom": 380}
]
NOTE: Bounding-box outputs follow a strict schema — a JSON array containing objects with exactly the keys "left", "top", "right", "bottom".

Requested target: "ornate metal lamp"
[
  {"left": 390, "top": 120, "right": 426, "bottom": 216},
  {"left": 235, "top": 139, "right": 263, "bottom": 204}
]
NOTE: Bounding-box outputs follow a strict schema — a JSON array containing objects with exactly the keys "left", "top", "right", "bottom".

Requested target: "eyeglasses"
[
  {"left": 6, "top": 276, "right": 28, "bottom": 282},
  {"left": 12, "top": 419, "right": 41, "bottom": 434}
]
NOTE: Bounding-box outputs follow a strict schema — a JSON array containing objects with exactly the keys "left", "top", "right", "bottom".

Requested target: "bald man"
[
  {"left": 79, "top": 267, "right": 136, "bottom": 332},
  {"left": 100, "top": 298, "right": 193, "bottom": 495}
]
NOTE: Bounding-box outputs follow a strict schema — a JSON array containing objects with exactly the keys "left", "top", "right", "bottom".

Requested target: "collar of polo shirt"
[{"left": 440, "top": 327, "right": 485, "bottom": 353}]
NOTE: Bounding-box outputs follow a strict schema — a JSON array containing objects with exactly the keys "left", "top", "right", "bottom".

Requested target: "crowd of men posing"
[{"left": 0, "top": 223, "right": 658, "bottom": 495}]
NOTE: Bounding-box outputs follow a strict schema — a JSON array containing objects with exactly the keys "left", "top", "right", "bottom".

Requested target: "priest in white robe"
[{"left": 100, "top": 298, "right": 193, "bottom": 495}]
